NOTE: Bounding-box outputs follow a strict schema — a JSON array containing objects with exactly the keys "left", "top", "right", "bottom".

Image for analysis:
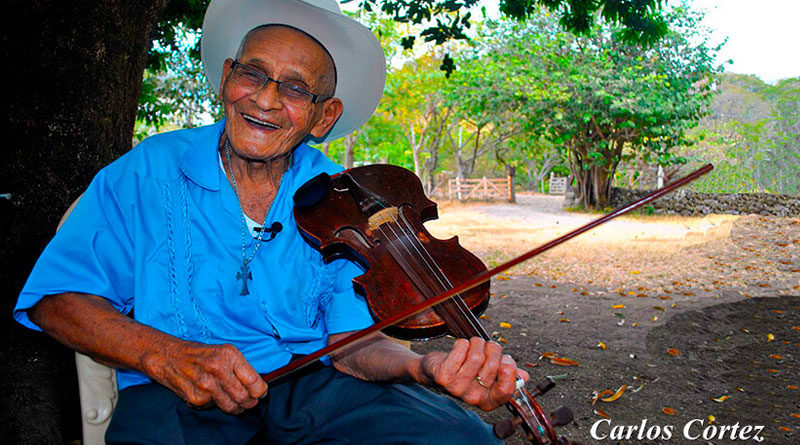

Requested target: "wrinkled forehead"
[{"left": 237, "top": 25, "right": 337, "bottom": 79}]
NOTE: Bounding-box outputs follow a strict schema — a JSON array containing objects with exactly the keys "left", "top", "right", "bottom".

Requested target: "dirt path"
[{"left": 412, "top": 194, "right": 800, "bottom": 444}]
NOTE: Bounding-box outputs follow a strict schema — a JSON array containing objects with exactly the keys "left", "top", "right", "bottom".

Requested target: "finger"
[
  {"left": 435, "top": 338, "right": 470, "bottom": 384},
  {"left": 488, "top": 355, "right": 519, "bottom": 407},
  {"left": 234, "top": 362, "right": 268, "bottom": 399},
  {"left": 458, "top": 337, "right": 488, "bottom": 378},
  {"left": 475, "top": 340, "right": 503, "bottom": 386},
  {"left": 219, "top": 370, "right": 258, "bottom": 409},
  {"left": 448, "top": 337, "right": 488, "bottom": 396}
]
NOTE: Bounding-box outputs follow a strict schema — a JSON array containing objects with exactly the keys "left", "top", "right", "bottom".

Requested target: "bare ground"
[{"left": 412, "top": 193, "right": 800, "bottom": 444}]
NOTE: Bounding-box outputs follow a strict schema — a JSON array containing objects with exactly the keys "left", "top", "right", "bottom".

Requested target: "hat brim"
[{"left": 202, "top": 0, "right": 386, "bottom": 143}]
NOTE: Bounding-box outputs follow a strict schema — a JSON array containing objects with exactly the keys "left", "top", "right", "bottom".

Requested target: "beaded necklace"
[{"left": 224, "top": 138, "right": 290, "bottom": 295}]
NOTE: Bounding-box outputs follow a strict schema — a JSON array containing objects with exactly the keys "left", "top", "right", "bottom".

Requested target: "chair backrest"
[{"left": 58, "top": 195, "right": 118, "bottom": 445}]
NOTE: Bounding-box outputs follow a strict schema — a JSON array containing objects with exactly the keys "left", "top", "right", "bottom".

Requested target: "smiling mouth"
[{"left": 243, "top": 114, "right": 280, "bottom": 130}]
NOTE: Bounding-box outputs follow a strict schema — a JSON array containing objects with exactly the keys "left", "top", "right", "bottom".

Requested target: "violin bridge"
[{"left": 368, "top": 207, "right": 399, "bottom": 231}]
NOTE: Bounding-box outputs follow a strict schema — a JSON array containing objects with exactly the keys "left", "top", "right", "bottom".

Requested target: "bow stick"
[{"left": 261, "top": 163, "right": 714, "bottom": 383}]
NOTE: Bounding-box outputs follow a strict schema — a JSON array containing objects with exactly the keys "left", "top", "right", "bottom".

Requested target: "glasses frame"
[{"left": 229, "top": 60, "right": 331, "bottom": 109}]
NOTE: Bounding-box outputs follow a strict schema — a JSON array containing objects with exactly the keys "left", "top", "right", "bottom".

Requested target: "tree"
[
  {"left": 469, "top": 5, "right": 719, "bottom": 208},
  {"left": 0, "top": 1, "right": 672, "bottom": 442}
]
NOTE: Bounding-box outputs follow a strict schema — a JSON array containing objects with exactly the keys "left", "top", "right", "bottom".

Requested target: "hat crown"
[{"left": 301, "top": 0, "right": 341, "bottom": 15}]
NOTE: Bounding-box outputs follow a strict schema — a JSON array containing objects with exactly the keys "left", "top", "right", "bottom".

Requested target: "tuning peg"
[
  {"left": 493, "top": 417, "right": 521, "bottom": 439},
  {"left": 550, "top": 406, "right": 574, "bottom": 427},
  {"left": 533, "top": 376, "right": 556, "bottom": 396}
]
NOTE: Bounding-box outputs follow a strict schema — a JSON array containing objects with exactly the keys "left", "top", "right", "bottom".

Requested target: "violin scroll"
[{"left": 493, "top": 377, "right": 580, "bottom": 444}]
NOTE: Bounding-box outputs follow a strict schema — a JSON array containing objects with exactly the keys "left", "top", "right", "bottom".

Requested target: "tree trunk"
[
  {"left": 344, "top": 131, "right": 358, "bottom": 169},
  {"left": 0, "top": 0, "right": 167, "bottom": 442},
  {"left": 573, "top": 164, "right": 614, "bottom": 209}
]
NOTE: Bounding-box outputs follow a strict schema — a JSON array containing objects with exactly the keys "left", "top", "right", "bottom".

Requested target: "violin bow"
[{"left": 261, "top": 163, "right": 713, "bottom": 383}]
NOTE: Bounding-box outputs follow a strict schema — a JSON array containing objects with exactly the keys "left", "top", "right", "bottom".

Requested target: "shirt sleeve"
[
  {"left": 321, "top": 258, "right": 375, "bottom": 335},
  {"left": 14, "top": 168, "right": 136, "bottom": 330}
]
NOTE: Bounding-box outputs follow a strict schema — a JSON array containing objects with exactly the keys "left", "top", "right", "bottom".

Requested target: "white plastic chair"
[{"left": 58, "top": 195, "right": 118, "bottom": 445}]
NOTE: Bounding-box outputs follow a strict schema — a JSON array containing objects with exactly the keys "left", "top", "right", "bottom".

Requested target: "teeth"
[{"left": 243, "top": 114, "right": 279, "bottom": 129}]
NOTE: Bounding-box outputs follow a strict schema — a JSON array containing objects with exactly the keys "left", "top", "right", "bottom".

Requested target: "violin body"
[{"left": 293, "top": 164, "right": 490, "bottom": 340}]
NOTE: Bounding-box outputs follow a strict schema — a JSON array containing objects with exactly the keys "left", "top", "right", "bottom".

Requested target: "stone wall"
[{"left": 609, "top": 187, "right": 800, "bottom": 217}]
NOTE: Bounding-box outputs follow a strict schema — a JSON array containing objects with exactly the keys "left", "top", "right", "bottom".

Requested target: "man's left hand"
[{"left": 419, "top": 337, "right": 528, "bottom": 411}]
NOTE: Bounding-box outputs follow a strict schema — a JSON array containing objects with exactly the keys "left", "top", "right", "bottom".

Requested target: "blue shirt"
[{"left": 14, "top": 121, "right": 374, "bottom": 390}]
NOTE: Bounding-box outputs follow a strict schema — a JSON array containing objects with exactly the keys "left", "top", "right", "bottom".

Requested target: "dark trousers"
[{"left": 105, "top": 366, "right": 501, "bottom": 444}]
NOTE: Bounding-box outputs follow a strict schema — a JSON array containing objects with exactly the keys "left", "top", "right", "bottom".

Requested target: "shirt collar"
[{"left": 179, "top": 120, "right": 226, "bottom": 191}]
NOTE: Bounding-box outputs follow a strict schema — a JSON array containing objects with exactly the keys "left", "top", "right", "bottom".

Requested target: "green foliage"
[
  {"left": 456, "top": 4, "right": 719, "bottom": 208},
  {"left": 136, "top": 24, "right": 222, "bottom": 141},
  {"left": 500, "top": 0, "right": 668, "bottom": 45},
  {"left": 686, "top": 74, "right": 800, "bottom": 195}
]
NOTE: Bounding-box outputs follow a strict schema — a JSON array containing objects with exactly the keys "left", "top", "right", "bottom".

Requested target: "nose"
[{"left": 252, "top": 78, "right": 283, "bottom": 110}]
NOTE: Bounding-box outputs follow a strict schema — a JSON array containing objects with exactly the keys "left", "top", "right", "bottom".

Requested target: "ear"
[
  {"left": 219, "top": 58, "right": 234, "bottom": 96},
  {"left": 309, "top": 98, "right": 344, "bottom": 139}
]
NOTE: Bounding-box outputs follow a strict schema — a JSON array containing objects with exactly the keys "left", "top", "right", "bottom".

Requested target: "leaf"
[
  {"left": 547, "top": 374, "right": 569, "bottom": 381},
  {"left": 653, "top": 306, "right": 666, "bottom": 311},
  {"left": 662, "top": 407, "right": 677, "bottom": 415},
  {"left": 496, "top": 276, "right": 510, "bottom": 281},
  {"left": 540, "top": 352, "right": 558, "bottom": 359},
  {"left": 600, "top": 385, "right": 628, "bottom": 402},
  {"left": 497, "top": 336, "right": 508, "bottom": 344},
  {"left": 667, "top": 348, "right": 681, "bottom": 356},
  {"left": 597, "top": 342, "right": 607, "bottom": 350},
  {"left": 559, "top": 318, "right": 571, "bottom": 323},
  {"left": 630, "top": 271, "right": 641, "bottom": 274},
  {"left": 525, "top": 362, "right": 539, "bottom": 368},
  {"left": 594, "top": 407, "right": 610, "bottom": 418},
  {"left": 779, "top": 426, "right": 791, "bottom": 432},
  {"left": 788, "top": 385, "right": 799, "bottom": 390},
  {"left": 550, "top": 356, "right": 579, "bottom": 366},
  {"left": 499, "top": 322, "right": 512, "bottom": 328},
  {"left": 711, "top": 395, "right": 730, "bottom": 403},
  {"left": 611, "top": 304, "right": 626, "bottom": 309},
  {"left": 479, "top": 315, "right": 489, "bottom": 320},
  {"left": 791, "top": 413, "right": 800, "bottom": 419},
  {"left": 770, "top": 354, "right": 783, "bottom": 360},
  {"left": 708, "top": 415, "right": 716, "bottom": 424}
]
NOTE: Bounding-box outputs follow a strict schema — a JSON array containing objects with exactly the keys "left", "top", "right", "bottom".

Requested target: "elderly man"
[{"left": 14, "top": 0, "right": 526, "bottom": 443}]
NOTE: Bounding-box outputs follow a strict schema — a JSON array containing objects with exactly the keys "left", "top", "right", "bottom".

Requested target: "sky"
[{"left": 690, "top": 0, "right": 800, "bottom": 83}]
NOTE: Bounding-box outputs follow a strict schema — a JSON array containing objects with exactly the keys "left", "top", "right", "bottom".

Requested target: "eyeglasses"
[{"left": 228, "top": 60, "right": 331, "bottom": 110}]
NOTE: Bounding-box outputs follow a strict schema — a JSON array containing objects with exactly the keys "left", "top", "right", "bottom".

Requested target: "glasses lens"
[
  {"left": 232, "top": 65, "right": 264, "bottom": 89},
  {"left": 278, "top": 84, "right": 314, "bottom": 109}
]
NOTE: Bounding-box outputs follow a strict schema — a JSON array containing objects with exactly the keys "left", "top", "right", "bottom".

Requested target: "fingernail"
[{"left": 501, "top": 354, "right": 514, "bottom": 364}]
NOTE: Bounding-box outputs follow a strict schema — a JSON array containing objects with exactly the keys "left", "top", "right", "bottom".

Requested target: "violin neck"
[{"left": 435, "top": 297, "right": 492, "bottom": 341}]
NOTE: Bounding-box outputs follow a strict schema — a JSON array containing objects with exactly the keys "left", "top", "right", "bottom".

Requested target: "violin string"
[
  {"left": 376, "top": 219, "right": 475, "bottom": 337},
  {"left": 374, "top": 205, "right": 486, "bottom": 338},
  {"left": 392, "top": 214, "right": 489, "bottom": 337},
  {"left": 343, "top": 172, "right": 486, "bottom": 337},
  {"left": 343, "top": 173, "right": 539, "bottom": 422}
]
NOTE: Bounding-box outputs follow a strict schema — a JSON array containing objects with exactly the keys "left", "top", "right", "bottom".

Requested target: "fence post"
[
  {"left": 456, "top": 177, "right": 462, "bottom": 200},
  {"left": 506, "top": 165, "right": 516, "bottom": 203},
  {"left": 482, "top": 176, "right": 488, "bottom": 198}
]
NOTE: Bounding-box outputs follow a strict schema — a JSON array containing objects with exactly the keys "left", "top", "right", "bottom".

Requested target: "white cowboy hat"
[{"left": 201, "top": 0, "right": 386, "bottom": 142}]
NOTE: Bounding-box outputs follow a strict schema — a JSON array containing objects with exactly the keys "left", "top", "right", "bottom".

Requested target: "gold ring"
[{"left": 475, "top": 375, "right": 490, "bottom": 388}]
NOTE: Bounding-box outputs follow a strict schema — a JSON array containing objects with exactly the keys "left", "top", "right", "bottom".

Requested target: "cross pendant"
[{"left": 236, "top": 263, "right": 253, "bottom": 296}]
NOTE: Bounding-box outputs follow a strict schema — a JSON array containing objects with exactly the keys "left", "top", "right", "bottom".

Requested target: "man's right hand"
[
  {"left": 29, "top": 293, "right": 267, "bottom": 415},
  {"left": 146, "top": 341, "right": 268, "bottom": 414}
]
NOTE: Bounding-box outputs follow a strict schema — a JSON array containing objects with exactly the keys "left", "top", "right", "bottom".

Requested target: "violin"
[
  {"left": 291, "top": 164, "right": 578, "bottom": 444},
  {"left": 261, "top": 162, "right": 713, "bottom": 444}
]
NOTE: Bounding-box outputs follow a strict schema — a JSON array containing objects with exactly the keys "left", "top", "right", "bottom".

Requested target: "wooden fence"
[{"left": 448, "top": 176, "right": 514, "bottom": 202}]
